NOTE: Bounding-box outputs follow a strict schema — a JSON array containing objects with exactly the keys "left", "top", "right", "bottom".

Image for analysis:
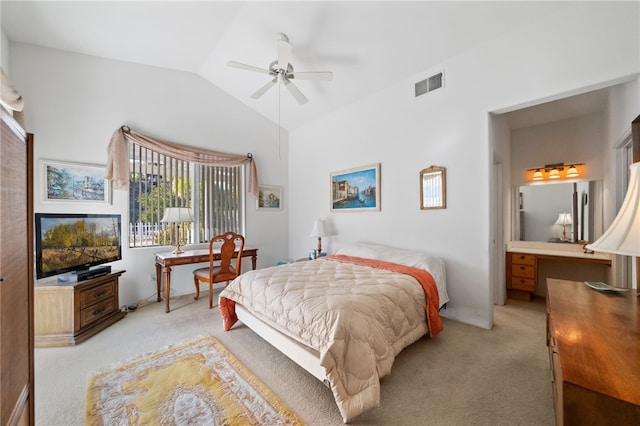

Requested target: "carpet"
[{"left": 86, "top": 336, "right": 305, "bottom": 425}]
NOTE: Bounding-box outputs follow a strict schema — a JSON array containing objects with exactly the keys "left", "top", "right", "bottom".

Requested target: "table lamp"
[
  {"left": 310, "top": 218, "right": 328, "bottom": 258},
  {"left": 161, "top": 207, "right": 194, "bottom": 254},
  {"left": 587, "top": 162, "right": 640, "bottom": 294},
  {"left": 554, "top": 212, "right": 573, "bottom": 242}
]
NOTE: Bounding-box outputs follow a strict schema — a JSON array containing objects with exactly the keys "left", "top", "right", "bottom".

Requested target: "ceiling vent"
[{"left": 415, "top": 72, "right": 443, "bottom": 97}]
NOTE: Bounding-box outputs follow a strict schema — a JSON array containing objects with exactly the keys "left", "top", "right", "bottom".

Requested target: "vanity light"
[
  {"left": 532, "top": 169, "right": 544, "bottom": 181},
  {"left": 566, "top": 165, "right": 579, "bottom": 178},
  {"left": 526, "top": 162, "right": 585, "bottom": 182}
]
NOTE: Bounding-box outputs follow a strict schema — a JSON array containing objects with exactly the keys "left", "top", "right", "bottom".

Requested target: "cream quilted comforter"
[{"left": 219, "top": 253, "right": 446, "bottom": 422}]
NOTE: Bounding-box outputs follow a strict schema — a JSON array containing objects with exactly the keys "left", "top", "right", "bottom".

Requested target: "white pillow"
[{"left": 334, "top": 242, "right": 449, "bottom": 306}]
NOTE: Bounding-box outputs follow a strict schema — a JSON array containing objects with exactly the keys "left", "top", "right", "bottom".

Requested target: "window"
[{"left": 128, "top": 142, "right": 244, "bottom": 248}]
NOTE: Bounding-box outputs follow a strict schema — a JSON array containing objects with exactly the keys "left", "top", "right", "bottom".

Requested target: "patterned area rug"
[{"left": 86, "top": 336, "right": 305, "bottom": 425}]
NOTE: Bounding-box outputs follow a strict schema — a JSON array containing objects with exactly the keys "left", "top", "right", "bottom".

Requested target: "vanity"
[{"left": 506, "top": 241, "right": 611, "bottom": 300}]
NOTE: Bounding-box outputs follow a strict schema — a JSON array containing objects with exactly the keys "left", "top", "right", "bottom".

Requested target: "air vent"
[{"left": 415, "top": 72, "right": 443, "bottom": 97}]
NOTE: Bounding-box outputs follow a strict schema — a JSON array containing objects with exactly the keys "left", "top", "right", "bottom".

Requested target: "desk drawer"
[
  {"left": 511, "top": 253, "right": 535, "bottom": 266},
  {"left": 79, "top": 282, "right": 114, "bottom": 309},
  {"left": 511, "top": 264, "right": 535, "bottom": 279},
  {"left": 511, "top": 277, "right": 535, "bottom": 291}
]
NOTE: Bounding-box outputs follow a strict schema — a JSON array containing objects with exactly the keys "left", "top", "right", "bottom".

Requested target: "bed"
[{"left": 219, "top": 242, "right": 449, "bottom": 423}]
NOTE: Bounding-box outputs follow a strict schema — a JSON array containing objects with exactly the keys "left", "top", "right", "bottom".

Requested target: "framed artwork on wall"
[
  {"left": 41, "top": 159, "right": 111, "bottom": 203},
  {"left": 330, "top": 163, "right": 381, "bottom": 212},
  {"left": 257, "top": 184, "right": 282, "bottom": 210}
]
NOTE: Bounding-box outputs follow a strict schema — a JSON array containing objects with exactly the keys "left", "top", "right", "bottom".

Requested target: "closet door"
[{"left": 1, "top": 106, "right": 34, "bottom": 426}]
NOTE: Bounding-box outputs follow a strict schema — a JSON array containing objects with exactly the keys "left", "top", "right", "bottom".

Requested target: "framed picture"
[
  {"left": 257, "top": 185, "right": 282, "bottom": 210},
  {"left": 41, "top": 159, "right": 111, "bottom": 203},
  {"left": 330, "top": 163, "right": 381, "bottom": 211}
]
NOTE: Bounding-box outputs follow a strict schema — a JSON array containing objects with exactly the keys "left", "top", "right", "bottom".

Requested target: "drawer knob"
[
  {"left": 93, "top": 306, "right": 106, "bottom": 315},
  {"left": 94, "top": 290, "right": 106, "bottom": 298}
]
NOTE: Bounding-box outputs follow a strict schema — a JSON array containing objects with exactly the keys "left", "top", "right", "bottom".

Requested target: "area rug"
[{"left": 86, "top": 336, "right": 305, "bottom": 425}]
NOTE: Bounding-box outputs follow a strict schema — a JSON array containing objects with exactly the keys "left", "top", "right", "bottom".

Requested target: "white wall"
[
  {"left": 1, "top": 29, "right": 8, "bottom": 71},
  {"left": 288, "top": 2, "right": 640, "bottom": 328},
  {"left": 9, "top": 43, "right": 289, "bottom": 306},
  {"left": 510, "top": 113, "right": 606, "bottom": 187}
]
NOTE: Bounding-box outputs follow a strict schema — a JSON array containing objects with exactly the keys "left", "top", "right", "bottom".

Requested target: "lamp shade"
[
  {"left": 587, "top": 162, "right": 640, "bottom": 256},
  {"left": 310, "top": 218, "right": 328, "bottom": 238},
  {"left": 566, "top": 165, "right": 579, "bottom": 178},
  {"left": 548, "top": 169, "right": 560, "bottom": 179},
  {"left": 554, "top": 212, "right": 573, "bottom": 226},
  {"left": 161, "top": 207, "right": 194, "bottom": 223}
]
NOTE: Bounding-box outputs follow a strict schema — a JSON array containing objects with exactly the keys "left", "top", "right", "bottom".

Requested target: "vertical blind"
[{"left": 129, "top": 142, "right": 243, "bottom": 248}]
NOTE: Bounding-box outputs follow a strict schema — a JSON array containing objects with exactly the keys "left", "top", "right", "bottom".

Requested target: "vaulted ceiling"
[{"left": 2, "top": 1, "right": 603, "bottom": 130}]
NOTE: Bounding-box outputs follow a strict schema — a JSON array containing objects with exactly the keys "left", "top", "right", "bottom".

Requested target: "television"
[{"left": 35, "top": 213, "right": 122, "bottom": 280}]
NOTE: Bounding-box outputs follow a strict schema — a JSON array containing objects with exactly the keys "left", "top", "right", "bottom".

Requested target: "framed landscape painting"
[
  {"left": 257, "top": 185, "right": 282, "bottom": 210},
  {"left": 41, "top": 160, "right": 110, "bottom": 203},
  {"left": 330, "top": 163, "right": 380, "bottom": 212}
]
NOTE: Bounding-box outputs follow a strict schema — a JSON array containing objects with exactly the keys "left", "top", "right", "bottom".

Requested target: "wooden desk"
[
  {"left": 155, "top": 248, "right": 258, "bottom": 312},
  {"left": 546, "top": 278, "right": 640, "bottom": 425}
]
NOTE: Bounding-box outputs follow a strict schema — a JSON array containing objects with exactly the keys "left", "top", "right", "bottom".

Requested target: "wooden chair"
[{"left": 193, "top": 231, "right": 245, "bottom": 309}]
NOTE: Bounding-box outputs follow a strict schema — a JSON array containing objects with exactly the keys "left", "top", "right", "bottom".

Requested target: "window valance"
[{"left": 106, "top": 125, "right": 258, "bottom": 196}]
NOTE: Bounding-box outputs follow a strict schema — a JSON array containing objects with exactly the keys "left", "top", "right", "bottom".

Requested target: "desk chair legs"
[{"left": 193, "top": 277, "right": 230, "bottom": 309}]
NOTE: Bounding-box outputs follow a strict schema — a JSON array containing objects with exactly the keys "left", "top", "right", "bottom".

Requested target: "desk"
[{"left": 155, "top": 248, "right": 258, "bottom": 312}]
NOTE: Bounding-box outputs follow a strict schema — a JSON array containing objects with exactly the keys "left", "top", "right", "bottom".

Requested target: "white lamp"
[
  {"left": 161, "top": 207, "right": 194, "bottom": 254},
  {"left": 587, "top": 162, "right": 640, "bottom": 292},
  {"left": 554, "top": 212, "right": 573, "bottom": 242},
  {"left": 309, "top": 218, "right": 328, "bottom": 258}
]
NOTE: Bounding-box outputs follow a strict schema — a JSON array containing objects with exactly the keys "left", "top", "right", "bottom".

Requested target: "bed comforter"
[{"left": 219, "top": 254, "right": 443, "bottom": 423}]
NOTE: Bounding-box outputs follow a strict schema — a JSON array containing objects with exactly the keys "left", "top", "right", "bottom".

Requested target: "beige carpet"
[
  {"left": 85, "top": 336, "right": 304, "bottom": 425},
  {"left": 35, "top": 290, "right": 553, "bottom": 425}
]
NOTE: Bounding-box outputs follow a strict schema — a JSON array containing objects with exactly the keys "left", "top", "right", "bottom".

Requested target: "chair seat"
[{"left": 193, "top": 265, "right": 235, "bottom": 282}]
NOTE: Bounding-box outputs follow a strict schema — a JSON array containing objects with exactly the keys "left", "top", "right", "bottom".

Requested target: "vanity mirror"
[{"left": 512, "top": 180, "right": 603, "bottom": 243}]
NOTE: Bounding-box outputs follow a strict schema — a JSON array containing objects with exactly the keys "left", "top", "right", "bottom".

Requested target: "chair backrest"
[{"left": 209, "top": 231, "right": 245, "bottom": 282}]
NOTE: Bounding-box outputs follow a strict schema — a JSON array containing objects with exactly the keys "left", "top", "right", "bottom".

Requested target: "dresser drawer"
[
  {"left": 511, "top": 264, "right": 535, "bottom": 279},
  {"left": 80, "top": 299, "right": 116, "bottom": 328},
  {"left": 511, "top": 277, "right": 535, "bottom": 291},
  {"left": 511, "top": 253, "right": 535, "bottom": 266},
  {"left": 79, "top": 282, "right": 114, "bottom": 309}
]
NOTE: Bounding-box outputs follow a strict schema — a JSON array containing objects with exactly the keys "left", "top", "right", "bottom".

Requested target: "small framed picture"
[
  {"left": 41, "top": 159, "right": 111, "bottom": 203},
  {"left": 257, "top": 184, "right": 282, "bottom": 210}
]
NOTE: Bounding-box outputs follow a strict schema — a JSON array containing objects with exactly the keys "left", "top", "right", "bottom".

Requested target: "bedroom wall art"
[
  {"left": 41, "top": 159, "right": 110, "bottom": 203},
  {"left": 330, "top": 163, "right": 380, "bottom": 211},
  {"left": 256, "top": 184, "right": 282, "bottom": 210}
]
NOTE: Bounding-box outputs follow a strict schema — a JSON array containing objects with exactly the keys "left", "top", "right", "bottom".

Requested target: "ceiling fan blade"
[
  {"left": 250, "top": 79, "right": 277, "bottom": 99},
  {"left": 284, "top": 79, "right": 308, "bottom": 104},
  {"left": 227, "top": 61, "right": 271, "bottom": 75},
  {"left": 278, "top": 39, "right": 292, "bottom": 71},
  {"left": 289, "top": 71, "right": 333, "bottom": 81}
]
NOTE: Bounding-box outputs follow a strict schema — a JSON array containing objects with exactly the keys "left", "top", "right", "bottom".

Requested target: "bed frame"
[{"left": 235, "top": 304, "right": 328, "bottom": 384}]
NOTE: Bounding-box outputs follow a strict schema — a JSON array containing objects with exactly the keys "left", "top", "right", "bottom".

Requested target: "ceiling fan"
[{"left": 227, "top": 33, "right": 333, "bottom": 105}]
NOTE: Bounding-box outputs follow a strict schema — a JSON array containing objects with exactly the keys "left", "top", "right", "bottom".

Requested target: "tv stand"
[{"left": 35, "top": 271, "right": 126, "bottom": 347}]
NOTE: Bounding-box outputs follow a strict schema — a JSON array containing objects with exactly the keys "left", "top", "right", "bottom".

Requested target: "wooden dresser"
[
  {"left": 546, "top": 278, "right": 640, "bottom": 425},
  {"left": 34, "top": 271, "right": 126, "bottom": 347}
]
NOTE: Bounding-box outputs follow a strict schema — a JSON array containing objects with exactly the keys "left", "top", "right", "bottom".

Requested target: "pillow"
[{"left": 334, "top": 242, "right": 449, "bottom": 306}]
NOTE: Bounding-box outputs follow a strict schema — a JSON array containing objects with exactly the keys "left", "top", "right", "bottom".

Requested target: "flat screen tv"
[{"left": 35, "top": 213, "right": 122, "bottom": 279}]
